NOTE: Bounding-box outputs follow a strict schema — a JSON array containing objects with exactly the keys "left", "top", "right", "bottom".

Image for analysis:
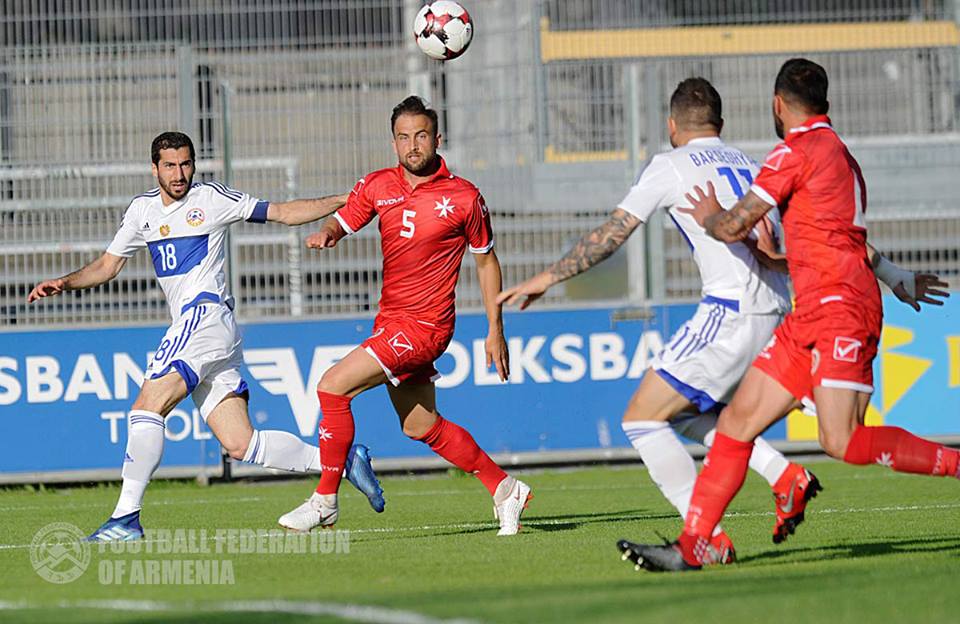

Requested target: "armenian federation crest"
[{"left": 186, "top": 208, "right": 205, "bottom": 227}]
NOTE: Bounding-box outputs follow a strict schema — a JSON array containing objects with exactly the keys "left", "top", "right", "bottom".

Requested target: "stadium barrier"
[{"left": 1, "top": 294, "right": 957, "bottom": 484}]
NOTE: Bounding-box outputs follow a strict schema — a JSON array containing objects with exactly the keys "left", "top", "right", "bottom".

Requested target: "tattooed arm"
[
  {"left": 496, "top": 208, "right": 641, "bottom": 309},
  {"left": 678, "top": 182, "right": 775, "bottom": 243}
]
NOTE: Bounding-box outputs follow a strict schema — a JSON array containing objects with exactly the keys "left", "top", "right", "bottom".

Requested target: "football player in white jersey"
[
  {"left": 28, "top": 132, "right": 385, "bottom": 541},
  {"left": 498, "top": 78, "right": 934, "bottom": 562}
]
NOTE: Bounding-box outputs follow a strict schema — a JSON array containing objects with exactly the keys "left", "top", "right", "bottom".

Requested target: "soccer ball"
[{"left": 413, "top": 1, "right": 474, "bottom": 61}]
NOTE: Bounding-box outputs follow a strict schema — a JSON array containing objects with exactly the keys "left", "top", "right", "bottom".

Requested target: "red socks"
[
  {"left": 315, "top": 391, "right": 356, "bottom": 495},
  {"left": 416, "top": 416, "right": 507, "bottom": 496},
  {"left": 680, "top": 433, "right": 753, "bottom": 565},
  {"left": 843, "top": 425, "right": 960, "bottom": 477}
]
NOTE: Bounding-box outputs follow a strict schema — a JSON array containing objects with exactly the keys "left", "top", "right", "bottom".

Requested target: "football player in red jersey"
[
  {"left": 278, "top": 96, "right": 532, "bottom": 536},
  {"left": 620, "top": 58, "right": 953, "bottom": 571}
]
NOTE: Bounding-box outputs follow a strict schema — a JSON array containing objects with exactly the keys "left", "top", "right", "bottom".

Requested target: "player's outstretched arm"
[
  {"left": 305, "top": 215, "right": 348, "bottom": 250},
  {"left": 497, "top": 208, "right": 641, "bottom": 309},
  {"left": 267, "top": 193, "right": 350, "bottom": 226},
  {"left": 475, "top": 249, "right": 509, "bottom": 382},
  {"left": 27, "top": 252, "right": 127, "bottom": 303},
  {"left": 867, "top": 243, "right": 950, "bottom": 311},
  {"left": 680, "top": 183, "right": 774, "bottom": 243}
]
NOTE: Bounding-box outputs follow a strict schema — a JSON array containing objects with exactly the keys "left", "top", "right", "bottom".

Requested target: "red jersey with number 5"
[
  {"left": 749, "top": 115, "right": 880, "bottom": 312},
  {"left": 333, "top": 157, "right": 494, "bottom": 328}
]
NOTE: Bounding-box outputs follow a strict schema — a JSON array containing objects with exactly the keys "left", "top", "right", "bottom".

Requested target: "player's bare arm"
[
  {"left": 866, "top": 243, "right": 950, "bottom": 311},
  {"left": 744, "top": 215, "right": 789, "bottom": 274},
  {"left": 27, "top": 252, "right": 127, "bottom": 303},
  {"left": 497, "top": 208, "right": 640, "bottom": 309},
  {"left": 305, "top": 215, "right": 348, "bottom": 249},
  {"left": 680, "top": 182, "right": 774, "bottom": 242},
  {"left": 475, "top": 249, "right": 510, "bottom": 381},
  {"left": 267, "top": 193, "right": 350, "bottom": 226}
]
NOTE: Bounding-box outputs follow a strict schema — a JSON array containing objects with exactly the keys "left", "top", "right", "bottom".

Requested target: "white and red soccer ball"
[{"left": 413, "top": 1, "right": 474, "bottom": 61}]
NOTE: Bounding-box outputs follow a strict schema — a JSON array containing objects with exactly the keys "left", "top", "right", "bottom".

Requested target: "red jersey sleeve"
[
  {"left": 464, "top": 192, "right": 494, "bottom": 253},
  {"left": 750, "top": 143, "right": 806, "bottom": 207},
  {"left": 334, "top": 177, "right": 376, "bottom": 234}
]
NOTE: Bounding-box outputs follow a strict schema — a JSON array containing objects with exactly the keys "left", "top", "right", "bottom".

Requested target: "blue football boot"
[
  {"left": 344, "top": 444, "right": 385, "bottom": 513},
  {"left": 85, "top": 510, "right": 144, "bottom": 542}
]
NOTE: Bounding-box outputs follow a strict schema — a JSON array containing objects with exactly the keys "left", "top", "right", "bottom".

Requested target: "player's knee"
[
  {"left": 317, "top": 371, "right": 338, "bottom": 395},
  {"left": 403, "top": 420, "right": 430, "bottom": 439},
  {"left": 818, "top": 428, "right": 851, "bottom": 459},
  {"left": 223, "top": 438, "right": 250, "bottom": 461}
]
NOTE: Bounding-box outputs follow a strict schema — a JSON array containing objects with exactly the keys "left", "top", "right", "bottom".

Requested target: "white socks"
[
  {"left": 672, "top": 412, "right": 790, "bottom": 486},
  {"left": 242, "top": 430, "right": 321, "bottom": 473},
  {"left": 746, "top": 436, "right": 790, "bottom": 487},
  {"left": 112, "top": 410, "right": 165, "bottom": 518},
  {"left": 622, "top": 421, "right": 698, "bottom": 519}
]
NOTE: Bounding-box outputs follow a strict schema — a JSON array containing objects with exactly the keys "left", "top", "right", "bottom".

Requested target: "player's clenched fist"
[
  {"left": 27, "top": 278, "right": 66, "bottom": 303},
  {"left": 305, "top": 229, "right": 338, "bottom": 249}
]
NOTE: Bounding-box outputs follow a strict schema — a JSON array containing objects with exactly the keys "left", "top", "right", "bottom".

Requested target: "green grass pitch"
[{"left": 1, "top": 460, "right": 958, "bottom": 623}]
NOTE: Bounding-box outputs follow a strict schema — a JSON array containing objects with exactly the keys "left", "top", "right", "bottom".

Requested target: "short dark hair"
[
  {"left": 669, "top": 78, "right": 722, "bottom": 131},
  {"left": 390, "top": 95, "right": 439, "bottom": 135},
  {"left": 151, "top": 132, "right": 195, "bottom": 165},
  {"left": 774, "top": 58, "right": 829, "bottom": 115}
]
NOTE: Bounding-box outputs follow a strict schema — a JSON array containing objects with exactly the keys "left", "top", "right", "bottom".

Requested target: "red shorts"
[
  {"left": 362, "top": 314, "right": 453, "bottom": 386},
  {"left": 752, "top": 297, "right": 881, "bottom": 401}
]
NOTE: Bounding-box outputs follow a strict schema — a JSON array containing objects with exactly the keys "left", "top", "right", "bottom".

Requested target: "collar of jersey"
[
  {"left": 393, "top": 156, "right": 453, "bottom": 190},
  {"left": 158, "top": 185, "right": 196, "bottom": 213},
  {"left": 786, "top": 115, "right": 833, "bottom": 141},
  {"left": 685, "top": 136, "right": 723, "bottom": 146}
]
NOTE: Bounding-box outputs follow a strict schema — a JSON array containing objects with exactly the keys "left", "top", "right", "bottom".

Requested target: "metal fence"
[{"left": 2, "top": 1, "right": 959, "bottom": 327}]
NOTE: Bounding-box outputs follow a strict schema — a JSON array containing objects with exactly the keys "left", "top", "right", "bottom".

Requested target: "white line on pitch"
[
  {"left": 2, "top": 501, "right": 960, "bottom": 552},
  {"left": 0, "top": 470, "right": 905, "bottom": 513},
  {"left": 0, "top": 599, "right": 481, "bottom": 624}
]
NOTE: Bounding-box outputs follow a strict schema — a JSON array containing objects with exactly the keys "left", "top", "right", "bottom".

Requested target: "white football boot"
[
  {"left": 278, "top": 493, "right": 338, "bottom": 531},
  {"left": 493, "top": 477, "right": 533, "bottom": 536}
]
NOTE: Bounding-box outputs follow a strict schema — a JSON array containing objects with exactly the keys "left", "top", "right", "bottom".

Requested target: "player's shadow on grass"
[
  {"left": 740, "top": 534, "right": 960, "bottom": 566},
  {"left": 525, "top": 509, "right": 680, "bottom": 533},
  {"left": 351, "top": 509, "right": 678, "bottom": 542}
]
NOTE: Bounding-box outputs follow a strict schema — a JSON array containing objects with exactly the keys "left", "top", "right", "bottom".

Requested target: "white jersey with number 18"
[{"left": 106, "top": 181, "right": 269, "bottom": 322}]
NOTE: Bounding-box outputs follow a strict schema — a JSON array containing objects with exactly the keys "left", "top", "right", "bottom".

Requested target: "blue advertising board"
[{"left": 0, "top": 296, "right": 956, "bottom": 476}]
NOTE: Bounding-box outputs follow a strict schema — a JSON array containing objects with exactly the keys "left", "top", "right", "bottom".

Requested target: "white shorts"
[
  {"left": 651, "top": 297, "right": 783, "bottom": 412},
  {"left": 144, "top": 302, "right": 248, "bottom": 420}
]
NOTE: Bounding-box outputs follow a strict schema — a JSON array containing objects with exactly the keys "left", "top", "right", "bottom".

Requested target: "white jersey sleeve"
[
  {"left": 200, "top": 182, "right": 270, "bottom": 224},
  {"left": 617, "top": 155, "right": 680, "bottom": 223},
  {"left": 106, "top": 200, "right": 147, "bottom": 258}
]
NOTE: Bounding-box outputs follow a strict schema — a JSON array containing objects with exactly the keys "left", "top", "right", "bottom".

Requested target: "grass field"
[{"left": 1, "top": 460, "right": 959, "bottom": 623}]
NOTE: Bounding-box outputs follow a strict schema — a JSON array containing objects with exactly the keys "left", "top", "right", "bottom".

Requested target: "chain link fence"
[{"left": 2, "top": 0, "right": 958, "bottom": 327}]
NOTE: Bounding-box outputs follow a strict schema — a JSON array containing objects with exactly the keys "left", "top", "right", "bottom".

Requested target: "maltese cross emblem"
[{"left": 434, "top": 196, "right": 455, "bottom": 218}]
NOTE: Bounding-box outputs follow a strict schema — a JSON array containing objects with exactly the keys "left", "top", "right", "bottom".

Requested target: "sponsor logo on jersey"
[
  {"left": 186, "top": 208, "right": 205, "bottom": 227},
  {"left": 141, "top": 222, "right": 151, "bottom": 231},
  {"left": 833, "top": 337, "right": 862, "bottom": 363},
  {"left": 388, "top": 331, "right": 414, "bottom": 357},
  {"left": 434, "top": 196, "right": 454, "bottom": 218},
  {"left": 159, "top": 224, "right": 171, "bottom": 237},
  {"left": 376, "top": 196, "right": 405, "bottom": 207},
  {"left": 477, "top": 195, "right": 488, "bottom": 216},
  {"left": 811, "top": 347, "right": 821, "bottom": 374}
]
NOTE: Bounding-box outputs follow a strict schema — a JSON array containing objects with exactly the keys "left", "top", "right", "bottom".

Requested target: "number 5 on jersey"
[{"left": 400, "top": 209, "right": 416, "bottom": 239}]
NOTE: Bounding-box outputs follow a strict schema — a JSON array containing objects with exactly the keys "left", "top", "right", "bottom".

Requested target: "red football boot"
[
  {"left": 771, "top": 463, "right": 823, "bottom": 544},
  {"left": 707, "top": 529, "right": 737, "bottom": 565}
]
